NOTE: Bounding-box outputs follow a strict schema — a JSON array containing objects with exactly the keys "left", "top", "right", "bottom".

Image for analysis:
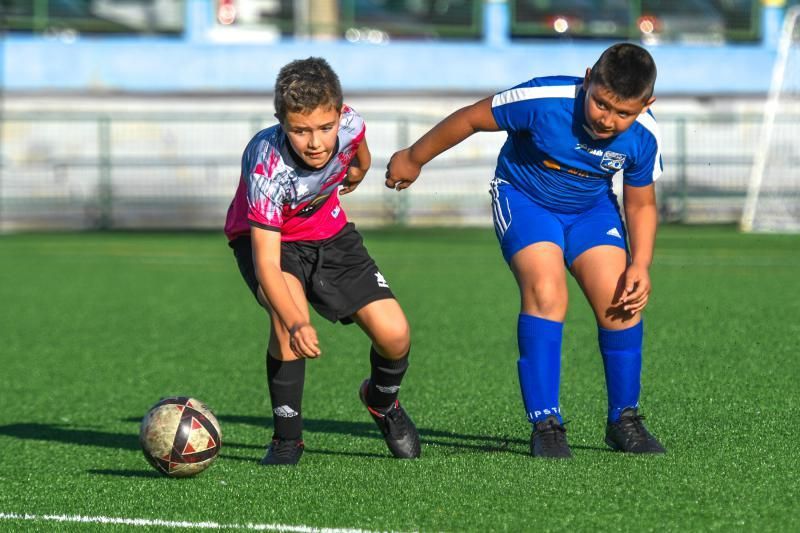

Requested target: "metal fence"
[{"left": 0, "top": 110, "right": 774, "bottom": 231}]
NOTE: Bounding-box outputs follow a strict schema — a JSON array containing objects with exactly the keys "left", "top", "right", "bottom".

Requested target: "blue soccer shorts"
[{"left": 490, "top": 178, "right": 628, "bottom": 266}]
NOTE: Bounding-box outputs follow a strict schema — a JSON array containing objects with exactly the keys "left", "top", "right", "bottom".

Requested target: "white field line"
[{"left": 0, "top": 512, "right": 383, "bottom": 532}]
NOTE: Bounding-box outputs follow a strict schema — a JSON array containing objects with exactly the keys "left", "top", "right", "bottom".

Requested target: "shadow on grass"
[
  {"left": 88, "top": 469, "right": 163, "bottom": 478},
  {"left": 0, "top": 416, "right": 529, "bottom": 460},
  {"left": 219, "top": 414, "right": 528, "bottom": 456},
  {"left": 223, "top": 448, "right": 389, "bottom": 462},
  {"left": 0, "top": 423, "right": 140, "bottom": 450}
]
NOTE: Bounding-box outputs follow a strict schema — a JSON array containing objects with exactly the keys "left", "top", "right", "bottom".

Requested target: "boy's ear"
[
  {"left": 641, "top": 96, "right": 656, "bottom": 113},
  {"left": 582, "top": 68, "right": 592, "bottom": 90}
]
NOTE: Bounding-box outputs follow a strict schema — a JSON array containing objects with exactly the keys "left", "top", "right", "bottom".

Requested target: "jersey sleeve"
[
  {"left": 623, "top": 111, "right": 663, "bottom": 187},
  {"left": 490, "top": 79, "right": 538, "bottom": 133},
  {"left": 339, "top": 104, "right": 366, "bottom": 156},
  {"left": 491, "top": 76, "right": 581, "bottom": 133},
  {"left": 243, "top": 137, "right": 285, "bottom": 231}
]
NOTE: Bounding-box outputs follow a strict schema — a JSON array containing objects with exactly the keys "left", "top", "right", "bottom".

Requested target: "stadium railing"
[{"left": 0, "top": 110, "right": 779, "bottom": 231}]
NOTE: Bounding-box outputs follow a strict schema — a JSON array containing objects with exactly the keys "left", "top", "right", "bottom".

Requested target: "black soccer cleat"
[
  {"left": 530, "top": 415, "right": 573, "bottom": 459},
  {"left": 605, "top": 408, "right": 666, "bottom": 454},
  {"left": 359, "top": 379, "right": 421, "bottom": 459},
  {"left": 260, "top": 437, "right": 305, "bottom": 466}
]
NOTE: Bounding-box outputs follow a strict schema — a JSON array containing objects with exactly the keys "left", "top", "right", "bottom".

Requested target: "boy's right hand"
[
  {"left": 289, "top": 322, "right": 321, "bottom": 358},
  {"left": 385, "top": 149, "right": 421, "bottom": 191}
]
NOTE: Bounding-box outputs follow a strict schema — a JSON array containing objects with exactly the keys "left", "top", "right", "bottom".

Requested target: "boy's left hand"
[
  {"left": 619, "top": 262, "right": 651, "bottom": 315},
  {"left": 340, "top": 166, "right": 366, "bottom": 195}
]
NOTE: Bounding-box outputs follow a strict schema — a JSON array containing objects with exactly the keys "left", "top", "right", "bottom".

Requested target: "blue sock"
[
  {"left": 517, "top": 314, "right": 564, "bottom": 424},
  {"left": 598, "top": 321, "right": 643, "bottom": 423}
]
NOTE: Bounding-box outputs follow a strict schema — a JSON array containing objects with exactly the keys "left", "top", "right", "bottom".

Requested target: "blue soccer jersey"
[{"left": 491, "top": 76, "right": 662, "bottom": 213}]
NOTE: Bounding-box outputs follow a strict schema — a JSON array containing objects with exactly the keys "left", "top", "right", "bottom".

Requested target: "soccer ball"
[{"left": 139, "top": 396, "right": 222, "bottom": 478}]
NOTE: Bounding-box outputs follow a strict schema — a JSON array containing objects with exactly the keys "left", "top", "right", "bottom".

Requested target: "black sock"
[
  {"left": 266, "top": 355, "right": 305, "bottom": 440},
  {"left": 367, "top": 346, "right": 409, "bottom": 409}
]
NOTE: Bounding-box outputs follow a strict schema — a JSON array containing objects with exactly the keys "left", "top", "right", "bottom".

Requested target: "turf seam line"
[{"left": 0, "top": 512, "right": 381, "bottom": 532}]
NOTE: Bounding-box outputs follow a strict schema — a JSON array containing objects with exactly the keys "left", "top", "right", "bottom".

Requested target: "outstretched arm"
[
  {"left": 385, "top": 96, "right": 500, "bottom": 190},
  {"left": 621, "top": 183, "right": 658, "bottom": 315}
]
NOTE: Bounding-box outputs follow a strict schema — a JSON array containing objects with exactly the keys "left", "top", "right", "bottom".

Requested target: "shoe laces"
[
  {"left": 269, "top": 438, "right": 303, "bottom": 459},
  {"left": 380, "top": 402, "right": 410, "bottom": 439},
  {"left": 618, "top": 412, "right": 649, "bottom": 439},
  {"left": 536, "top": 418, "right": 568, "bottom": 445}
]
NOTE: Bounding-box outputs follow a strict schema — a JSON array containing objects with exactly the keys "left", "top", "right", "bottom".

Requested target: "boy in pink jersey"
[{"left": 225, "top": 57, "right": 420, "bottom": 465}]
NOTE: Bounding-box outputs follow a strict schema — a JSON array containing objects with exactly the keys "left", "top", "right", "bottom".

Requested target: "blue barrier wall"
[{"left": 2, "top": 0, "right": 788, "bottom": 95}]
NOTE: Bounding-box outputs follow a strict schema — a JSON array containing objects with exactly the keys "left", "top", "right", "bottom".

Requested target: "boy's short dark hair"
[
  {"left": 590, "top": 43, "right": 657, "bottom": 102},
  {"left": 274, "top": 57, "right": 343, "bottom": 122}
]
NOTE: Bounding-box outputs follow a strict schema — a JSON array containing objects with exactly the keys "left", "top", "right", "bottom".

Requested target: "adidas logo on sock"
[
  {"left": 375, "top": 384, "right": 401, "bottom": 393},
  {"left": 273, "top": 405, "right": 299, "bottom": 418}
]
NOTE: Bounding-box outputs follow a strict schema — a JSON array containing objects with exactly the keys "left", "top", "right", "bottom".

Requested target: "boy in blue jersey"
[{"left": 386, "top": 43, "right": 665, "bottom": 458}]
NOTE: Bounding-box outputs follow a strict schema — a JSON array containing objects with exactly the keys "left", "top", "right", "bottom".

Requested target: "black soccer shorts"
[{"left": 230, "top": 222, "right": 395, "bottom": 324}]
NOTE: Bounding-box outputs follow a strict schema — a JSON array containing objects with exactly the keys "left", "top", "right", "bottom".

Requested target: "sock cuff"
[
  {"left": 267, "top": 355, "right": 306, "bottom": 380},
  {"left": 518, "top": 314, "right": 564, "bottom": 336},
  {"left": 598, "top": 321, "right": 643, "bottom": 350},
  {"left": 370, "top": 345, "right": 409, "bottom": 370}
]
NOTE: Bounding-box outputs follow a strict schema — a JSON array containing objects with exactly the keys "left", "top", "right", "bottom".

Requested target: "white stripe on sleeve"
[{"left": 492, "top": 85, "right": 578, "bottom": 108}]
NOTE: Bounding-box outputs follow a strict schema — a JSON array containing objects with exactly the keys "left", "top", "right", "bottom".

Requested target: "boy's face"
[
  {"left": 281, "top": 105, "right": 341, "bottom": 169},
  {"left": 582, "top": 68, "right": 655, "bottom": 140}
]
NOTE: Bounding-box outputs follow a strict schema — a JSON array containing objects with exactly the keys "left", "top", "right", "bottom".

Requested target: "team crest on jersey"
[{"left": 600, "top": 151, "right": 626, "bottom": 171}]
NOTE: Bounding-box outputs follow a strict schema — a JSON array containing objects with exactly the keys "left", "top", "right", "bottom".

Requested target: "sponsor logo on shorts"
[
  {"left": 375, "top": 272, "right": 389, "bottom": 288},
  {"left": 606, "top": 227, "right": 622, "bottom": 239},
  {"left": 273, "top": 405, "right": 299, "bottom": 418}
]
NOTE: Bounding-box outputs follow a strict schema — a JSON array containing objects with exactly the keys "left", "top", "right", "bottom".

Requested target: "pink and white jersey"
[{"left": 224, "top": 105, "right": 365, "bottom": 242}]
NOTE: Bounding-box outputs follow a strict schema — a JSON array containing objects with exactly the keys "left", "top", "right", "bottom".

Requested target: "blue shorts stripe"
[{"left": 490, "top": 178, "right": 510, "bottom": 238}]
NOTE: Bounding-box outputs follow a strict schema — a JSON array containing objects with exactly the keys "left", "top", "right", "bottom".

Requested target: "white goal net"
[{"left": 741, "top": 6, "right": 800, "bottom": 232}]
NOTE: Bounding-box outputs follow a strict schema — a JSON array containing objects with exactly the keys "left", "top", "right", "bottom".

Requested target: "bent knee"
[
  {"left": 373, "top": 321, "right": 411, "bottom": 359},
  {"left": 521, "top": 281, "right": 568, "bottom": 318}
]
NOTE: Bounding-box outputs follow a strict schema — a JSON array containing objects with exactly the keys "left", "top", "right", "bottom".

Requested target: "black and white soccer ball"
[{"left": 139, "top": 396, "right": 222, "bottom": 478}]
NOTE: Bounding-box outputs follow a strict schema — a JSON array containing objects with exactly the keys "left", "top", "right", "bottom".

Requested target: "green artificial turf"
[{"left": 0, "top": 226, "right": 798, "bottom": 531}]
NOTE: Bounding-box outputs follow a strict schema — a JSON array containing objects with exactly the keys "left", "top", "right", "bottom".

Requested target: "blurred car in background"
[
  {"left": 2, "top": 0, "right": 135, "bottom": 33},
  {"left": 2, "top": 0, "right": 183, "bottom": 34},
  {"left": 638, "top": 0, "right": 726, "bottom": 44},
  {"left": 345, "top": 0, "right": 480, "bottom": 41},
  {"left": 511, "top": 0, "right": 727, "bottom": 43},
  {"left": 512, "top": 0, "right": 634, "bottom": 39}
]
